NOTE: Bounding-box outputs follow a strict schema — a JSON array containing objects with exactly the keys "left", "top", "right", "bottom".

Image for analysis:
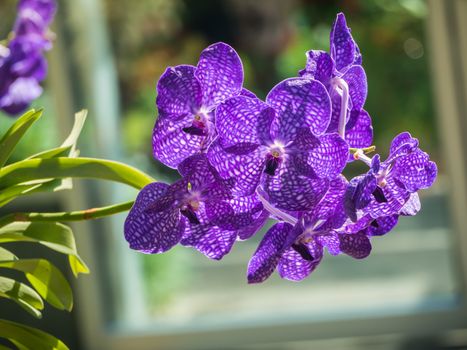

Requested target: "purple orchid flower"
[
  {"left": 0, "top": 0, "right": 56, "bottom": 116},
  {"left": 247, "top": 176, "right": 372, "bottom": 283},
  {"left": 124, "top": 155, "right": 267, "bottom": 260},
  {"left": 300, "top": 13, "right": 372, "bottom": 150},
  {"left": 208, "top": 78, "right": 349, "bottom": 211},
  {"left": 152, "top": 42, "right": 244, "bottom": 168},
  {"left": 345, "top": 132, "right": 437, "bottom": 220}
]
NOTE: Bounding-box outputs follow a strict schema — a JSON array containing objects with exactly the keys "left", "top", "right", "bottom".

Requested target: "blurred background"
[{"left": 1, "top": 0, "right": 467, "bottom": 349}]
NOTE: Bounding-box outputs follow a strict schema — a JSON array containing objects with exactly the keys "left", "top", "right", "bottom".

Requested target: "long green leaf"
[
  {"left": 0, "top": 157, "right": 154, "bottom": 190},
  {"left": 0, "top": 222, "right": 89, "bottom": 277},
  {"left": 0, "top": 110, "right": 89, "bottom": 207},
  {"left": 27, "top": 110, "right": 87, "bottom": 161},
  {"left": 0, "top": 110, "right": 42, "bottom": 167},
  {"left": 0, "top": 246, "right": 17, "bottom": 261},
  {"left": 0, "top": 319, "right": 69, "bottom": 350},
  {"left": 0, "top": 259, "right": 73, "bottom": 311},
  {"left": 0, "top": 183, "right": 43, "bottom": 207},
  {"left": 0, "top": 276, "right": 43, "bottom": 318}
]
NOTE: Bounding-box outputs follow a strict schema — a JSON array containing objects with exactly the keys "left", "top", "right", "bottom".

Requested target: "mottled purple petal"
[
  {"left": 265, "top": 167, "right": 329, "bottom": 211},
  {"left": 300, "top": 50, "right": 334, "bottom": 84},
  {"left": 387, "top": 132, "right": 419, "bottom": 163},
  {"left": 152, "top": 115, "right": 208, "bottom": 168},
  {"left": 18, "top": 0, "right": 57, "bottom": 27},
  {"left": 205, "top": 195, "right": 264, "bottom": 230},
  {"left": 339, "top": 231, "right": 371, "bottom": 259},
  {"left": 267, "top": 78, "right": 331, "bottom": 139},
  {"left": 354, "top": 174, "right": 377, "bottom": 209},
  {"left": 207, "top": 140, "right": 265, "bottom": 196},
  {"left": 156, "top": 65, "right": 202, "bottom": 118},
  {"left": 342, "top": 65, "right": 367, "bottom": 110},
  {"left": 277, "top": 240, "right": 323, "bottom": 281},
  {"left": 195, "top": 42, "right": 243, "bottom": 108},
  {"left": 368, "top": 215, "right": 399, "bottom": 236},
  {"left": 180, "top": 203, "right": 236, "bottom": 260},
  {"left": 393, "top": 150, "right": 437, "bottom": 192},
  {"left": 182, "top": 224, "right": 237, "bottom": 260},
  {"left": 308, "top": 175, "right": 348, "bottom": 229},
  {"left": 124, "top": 183, "right": 185, "bottom": 253},
  {"left": 240, "top": 88, "right": 256, "bottom": 98},
  {"left": 237, "top": 210, "right": 270, "bottom": 240},
  {"left": 247, "top": 222, "right": 295, "bottom": 283},
  {"left": 330, "top": 13, "right": 361, "bottom": 71},
  {"left": 400, "top": 193, "right": 421, "bottom": 216},
  {"left": 216, "top": 96, "right": 274, "bottom": 147},
  {"left": 315, "top": 232, "right": 341, "bottom": 255},
  {"left": 345, "top": 109, "right": 373, "bottom": 149},
  {"left": 0, "top": 77, "right": 42, "bottom": 115},
  {"left": 293, "top": 129, "right": 349, "bottom": 179},
  {"left": 365, "top": 177, "right": 410, "bottom": 218}
]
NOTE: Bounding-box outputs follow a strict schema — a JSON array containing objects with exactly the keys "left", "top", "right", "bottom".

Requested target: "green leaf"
[
  {"left": 0, "top": 183, "right": 43, "bottom": 207},
  {"left": 68, "top": 255, "right": 89, "bottom": 277},
  {"left": 0, "top": 259, "right": 73, "bottom": 311},
  {"left": 0, "top": 157, "right": 155, "bottom": 191},
  {"left": 0, "top": 343, "right": 15, "bottom": 350},
  {"left": 0, "top": 110, "right": 42, "bottom": 167},
  {"left": 0, "top": 222, "right": 89, "bottom": 277},
  {"left": 0, "top": 319, "right": 69, "bottom": 350},
  {"left": 27, "top": 109, "right": 87, "bottom": 161},
  {"left": 0, "top": 276, "right": 43, "bottom": 318},
  {"left": 0, "top": 246, "right": 17, "bottom": 261},
  {"left": 27, "top": 145, "right": 73, "bottom": 160},
  {"left": 9, "top": 340, "right": 29, "bottom": 350}
]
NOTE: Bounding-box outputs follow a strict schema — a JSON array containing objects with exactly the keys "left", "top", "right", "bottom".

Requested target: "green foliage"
[
  {"left": 0, "top": 319, "right": 69, "bottom": 350},
  {"left": 0, "top": 110, "right": 43, "bottom": 167},
  {"left": 0, "top": 109, "right": 153, "bottom": 349}
]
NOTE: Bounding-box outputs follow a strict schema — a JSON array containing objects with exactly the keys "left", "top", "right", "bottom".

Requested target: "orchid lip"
[
  {"left": 182, "top": 117, "right": 208, "bottom": 136},
  {"left": 292, "top": 243, "right": 315, "bottom": 261},
  {"left": 264, "top": 153, "right": 281, "bottom": 175},
  {"left": 180, "top": 207, "right": 200, "bottom": 224}
]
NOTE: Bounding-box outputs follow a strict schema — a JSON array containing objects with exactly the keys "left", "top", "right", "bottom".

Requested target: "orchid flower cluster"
[
  {"left": 124, "top": 13, "right": 437, "bottom": 283},
  {"left": 0, "top": 0, "right": 56, "bottom": 116}
]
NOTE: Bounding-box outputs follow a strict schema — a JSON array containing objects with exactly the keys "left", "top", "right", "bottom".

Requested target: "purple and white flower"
[{"left": 152, "top": 42, "right": 244, "bottom": 168}]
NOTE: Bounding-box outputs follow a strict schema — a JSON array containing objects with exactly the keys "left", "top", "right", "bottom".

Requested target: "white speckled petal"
[
  {"left": 342, "top": 65, "right": 367, "bottom": 111},
  {"left": 345, "top": 109, "right": 373, "bottom": 149},
  {"left": 338, "top": 231, "right": 372, "bottom": 259},
  {"left": 330, "top": 13, "right": 361, "bottom": 71},
  {"left": 277, "top": 240, "right": 323, "bottom": 281},
  {"left": 207, "top": 140, "right": 266, "bottom": 196},
  {"left": 156, "top": 65, "right": 202, "bottom": 118},
  {"left": 393, "top": 150, "right": 437, "bottom": 192},
  {"left": 152, "top": 115, "right": 208, "bottom": 168},
  {"left": 265, "top": 166, "right": 329, "bottom": 211},
  {"left": 124, "top": 182, "right": 185, "bottom": 253},
  {"left": 293, "top": 129, "right": 349, "bottom": 179},
  {"left": 267, "top": 78, "right": 331, "bottom": 139},
  {"left": 216, "top": 95, "right": 274, "bottom": 147},
  {"left": 247, "top": 222, "right": 294, "bottom": 283},
  {"left": 180, "top": 203, "right": 237, "bottom": 260},
  {"left": 195, "top": 42, "right": 243, "bottom": 109}
]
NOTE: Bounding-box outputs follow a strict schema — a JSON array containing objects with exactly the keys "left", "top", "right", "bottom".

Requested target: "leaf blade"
[
  {"left": 0, "top": 110, "right": 43, "bottom": 167},
  {"left": 0, "top": 276, "right": 44, "bottom": 318},
  {"left": 0, "top": 319, "right": 69, "bottom": 350},
  {"left": 0, "top": 259, "right": 73, "bottom": 311},
  {"left": 0, "top": 221, "right": 89, "bottom": 276}
]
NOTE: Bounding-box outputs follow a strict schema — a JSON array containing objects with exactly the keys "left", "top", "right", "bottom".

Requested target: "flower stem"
[
  {"left": 334, "top": 78, "right": 349, "bottom": 139},
  {"left": 0, "top": 200, "right": 134, "bottom": 227},
  {"left": 256, "top": 188, "right": 297, "bottom": 226}
]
